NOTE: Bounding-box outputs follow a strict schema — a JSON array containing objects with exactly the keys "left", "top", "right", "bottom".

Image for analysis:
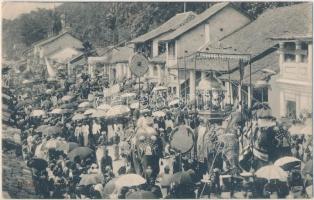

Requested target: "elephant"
[{"left": 130, "top": 117, "right": 163, "bottom": 179}]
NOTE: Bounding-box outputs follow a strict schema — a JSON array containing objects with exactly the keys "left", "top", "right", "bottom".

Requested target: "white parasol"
[
  {"left": 115, "top": 174, "right": 146, "bottom": 188},
  {"left": 121, "top": 93, "right": 137, "bottom": 98},
  {"left": 106, "top": 105, "right": 130, "bottom": 118},
  {"left": 152, "top": 111, "right": 166, "bottom": 117},
  {"left": 97, "top": 103, "right": 111, "bottom": 111},
  {"left": 61, "top": 95, "right": 75, "bottom": 102},
  {"left": 274, "top": 156, "right": 302, "bottom": 170},
  {"left": 50, "top": 108, "right": 72, "bottom": 115},
  {"left": 78, "top": 101, "right": 91, "bottom": 108},
  {"left": 255, "top": 165, "right": 288, "bottom": 181},
  {"left": 169, "top": 99, "right": 180, "bottom": 106},
  {"left": 91, "top": 110, "right": 107, "bottom": 118},
  {"left": 84, "top": 108, "right": 97, "bottom": 115},
  {"left": 72, "top": 113, "right": 87, "bottom": 121},
  {"left": 30, "top": 109, "right": 46, "bottom": 117},
  {"left": 130, "top": 102, "right": 140, "bottom": 109}
]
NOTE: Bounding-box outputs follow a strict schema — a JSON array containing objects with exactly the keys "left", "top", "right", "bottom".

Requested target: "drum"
[{"left": 169, "top": 125, "right": 194, "bottom": 154}]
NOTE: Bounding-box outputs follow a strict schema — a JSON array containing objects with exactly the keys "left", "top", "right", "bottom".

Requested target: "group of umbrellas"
[{"left": 242, "top": 156, "right": 312, "bottom": 182}]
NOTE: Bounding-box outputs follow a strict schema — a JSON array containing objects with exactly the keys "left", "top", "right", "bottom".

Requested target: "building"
[
  {"left": 201, "top": 3, "right": 312, "bottom": 118},
  {"left": 159, "top": 2, "right": 252, "bottom": 99},
  {"left": 26, "top": 25, "right": 85, "bottom": 80},
  {"left": 272, "top": 35, "right": 312, "bottom": 119}
]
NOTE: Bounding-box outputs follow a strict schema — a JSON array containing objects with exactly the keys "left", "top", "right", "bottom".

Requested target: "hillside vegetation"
[{"left": 2, "top": 2, "right": 298, "bottom": 59}]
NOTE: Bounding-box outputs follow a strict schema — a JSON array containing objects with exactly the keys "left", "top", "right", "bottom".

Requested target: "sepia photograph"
[{"left": 1, "top": 1, "right": 313, "bottom": 199}]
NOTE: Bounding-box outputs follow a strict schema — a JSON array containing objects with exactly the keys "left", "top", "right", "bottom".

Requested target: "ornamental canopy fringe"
[{"left": 176, "top": 51, "right": 251, "bottom": 72}]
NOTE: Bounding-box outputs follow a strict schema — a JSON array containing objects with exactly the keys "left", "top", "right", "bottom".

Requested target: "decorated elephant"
[
  {"left": 239, "top": 105, "right": 292, "bottom": 171},
  {"left": 130, "top": 117, "right": 163, "bottom": 179}
]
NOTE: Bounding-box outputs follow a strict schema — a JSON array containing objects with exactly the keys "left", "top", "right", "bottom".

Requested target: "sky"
[{"left": 2, "top": 2, "right": 62, "bottom": 19}]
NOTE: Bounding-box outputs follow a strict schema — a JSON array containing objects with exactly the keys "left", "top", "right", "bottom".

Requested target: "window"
[
  {"left": 158, "top": 43, "right": 166, "bottom": 55},
  {"left": 153, "top": 66, "right": 158, "bottom": 76},
  {"left": 284, "top": 42, "right": 296, "bottom": 62},
  {"left": 286, "top": 100, "right": 296, "bottom": 119},
  {"left": 253, "top": 87, "right": 268, "bottom": 104},
  {"left": 173, "top": 87, "right": 177, "bottom": 95},
  {"left": 168, "top": 40, "right": 176, "bottom": 58},
  {"left": 301, "top": 42, "right": 308, "bottom": 63}
]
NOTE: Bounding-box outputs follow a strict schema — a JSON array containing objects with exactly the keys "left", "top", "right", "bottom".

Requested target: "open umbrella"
[
  {"left": 302, "top": 159, "right": 313, "bottom": 176},
  {"left": 91, "top": 110, "right": 107, "bottom": 118},
  {"left": 84, "top": 109, "right": 97, "bottom": 116},
  {"left": 115, "top": 174, "right": 146, "bottom": 188},
  {"left": 79, "top": 173, "right": 104, "bottom": 186},
  {"left": 78, "top": 101, "right": 91, "bottom": 108},
  {"left": 97, "top": 103, "right": 111, "bottom": 111},
  {"left": 169, "top": 99, "right": 180, "bottom": 107},
  {"left": 274, "top": 156, "right": 301, "bottom": 170},
  {"left": 152, "top": 111, "right": 166, "bottom": 117},
  {"left": 130, "top": 102, "right": 140, "bottom": 109},
  {"left": 61, "top": 95, "right": 75, "bottom": 102},
  {"left": 60, "top": 102, "right": 77, "bottom": 109},
  {"left": 41, "top": 126, "right": 63, "bottom": 136},
  {"left": 35, "top": 125, "right": 51, "bottom": 133},
  {"left": 121, "top": 93, "right": 137, "bottom": 98},
  {"left": 72, "top": 113, "right": 87, "bottom": 121},
  {"left": 30, "top": 109, "right": 46, "bottom": 117},
  {"left": 27, "top": 158, "right": 48, "bottom": 170},
  {"left": 50, "top": 108, "right": 73, "bottom": 115},
  {"left": 126, "top": 190, "right": 157, "bottom": 199},
  {"left": 68, "top": 147, "right": 94, "bottom": 161},
  {"left": 255, "top": 165, "right": 288, "bottom": 181},
  {"left": 106, "top": 105, "right": 130, "bottom": 118}
]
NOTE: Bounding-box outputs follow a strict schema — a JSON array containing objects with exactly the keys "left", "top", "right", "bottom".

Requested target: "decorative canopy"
[{"left": 197, "top": 73, "right": 225, "bottom": 91}]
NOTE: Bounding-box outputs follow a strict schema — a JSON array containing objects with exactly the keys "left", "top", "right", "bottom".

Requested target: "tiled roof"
[
  {"left": 201, "top": 3, "right": 312, "bottom": 58},
  {"left": 218, "top": 51, "right": 279, "bottom": 85},
  {"left": 160, "top": 2, "right": 232, "bottom": 41},
  {"left": 33, "top": 31, "right": 82, "bottom": 48},
  {"left": 130, "top": 11, "right": 196, "bottom": 43}
]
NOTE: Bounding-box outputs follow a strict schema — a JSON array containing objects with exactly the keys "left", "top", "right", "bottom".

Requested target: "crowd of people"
[{"left": 3, "top": 72, "right": 313, "bottom": 199}]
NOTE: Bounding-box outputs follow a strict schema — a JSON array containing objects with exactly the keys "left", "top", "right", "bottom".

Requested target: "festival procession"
[{"left": 2, "top": 1, "right": 313, "bottom": 199}]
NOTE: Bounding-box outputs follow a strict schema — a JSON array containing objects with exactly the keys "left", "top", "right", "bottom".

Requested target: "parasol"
[
  {"left": 274, "top": 156, "right": 301, "bottom": 170},
  {"left": 41, "top": 126, "right": 63, "bottom": 136},
  {"left": 27, "top": 158, "right": 48, "bottom": 170},
  {"left": 60, "top": 102, "right": 77, "bottom": 109},
  {"left": 106, "top": 105, "right": 130, "bottom": 118},
  {"left": 30, "top": 109, "right": 46, "bottom": 117},
  {"left": 126, "top": 191, "right": 157, "bottom": 199},
  {"left": 50, "top": 108, "right": 73, "bottom": 115},
  {"left": 78, "top": 101, "right": 91, "bottom": 108},
  {"left": 121, "top": 92, "right": 137, "bottom": 98},
  {"left": 152, "top": 86, "right": 167, "bottom": 92},
  {"left": 61, "top": 95, "right": 75, "bottom": 102},
  {"left": 97, "top": 103, "right": 111, "bottom": 111},
  {"left": 170, "top": 125, "right": 194, "bottom": 154},
  {"left": 79, "top": 173, "right": 104, "bottom": 186},
  {"left": 152, "top": 111, "right": 166, "bottom": 118},
  {"left": 91, "top": 110, "right": 107, "bottom": 118},
  {"left": 255, "top": 165, "right": 288, "bottom": 181},
  {"left": 115, "top": 174, "right": 146, "bottom": 188},
  {"left": 169, "top": 99, "right": 180, "bottom": 107},
  {"left": 130, "top": 102, "right": 140, "bottom": 109},
  {"left": 84, "top": 109, "right": 97, "bottom": 116},
  {"left": 72, "top": 113, "right": 87, "bottom": 121},
  {"left": 68, "top": 147, "right": 94, "bottom": 161},
  {"left": 35, "top": 125, "right": 51, "bottom": 133}
]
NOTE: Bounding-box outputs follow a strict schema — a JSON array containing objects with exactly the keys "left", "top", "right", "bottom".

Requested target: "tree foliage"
[{"left": 2, "top": 2, "right": 299, "bottom": 59}]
